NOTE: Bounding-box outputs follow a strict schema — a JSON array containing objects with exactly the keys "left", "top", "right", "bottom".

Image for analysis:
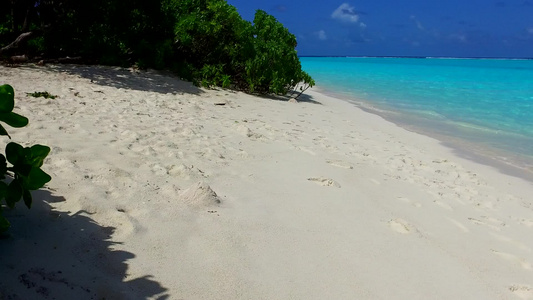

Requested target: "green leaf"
[
  {"left": 6, "top": 179, "right": 23, "bottom": 208},
  {"left": 0, "top": 124, "right": 11, "bottom": 138},
  {"left": 24, "top": 145, "right": 50, "bottom": 168},
  {"left": 0, "top": 215, "right": 10, "bottom": 233},
  {"left": 24, "top": 167, "right": 52, "bottom": 190},
  {"left": 0, "top": 112, "right": 29, "bottom": 128},
  {"left": 0, "top": 84, "right": 15, "bottom": 113},
  {"left": 5, "top": 142, "right": 24, "bottom": 165},
  {"left": 23, "top": 189, "right": 32, "bottom": 209},
  {"left": 13, "top": 163, "right": 32, "bottom": 177}
]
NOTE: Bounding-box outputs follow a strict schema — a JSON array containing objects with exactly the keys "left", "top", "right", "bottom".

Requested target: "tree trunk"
[
  {"left": 9, "top": 0, "right": 36, "bottom": 34},
  {"left": 11, "top": 1, "right": 16, "bottom": 32}
]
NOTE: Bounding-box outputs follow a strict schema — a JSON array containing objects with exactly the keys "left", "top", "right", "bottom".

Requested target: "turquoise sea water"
[{"left": 300, "top": 57, "right": 533, "bottom": 174}]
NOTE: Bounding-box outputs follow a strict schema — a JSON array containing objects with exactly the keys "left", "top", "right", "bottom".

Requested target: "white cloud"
[
  {"left": 316, "top": 30, "right": 328, "bottom": 40},
  {"left": 360, "top": 22, "right": 367, "bottom": 29},
  {"left": 528, "top": 27, "right": 533, "bottom": 34},
  {"left": 410, "top": 15, "right": 425, "bottom": 31},
  {"left": 332, "top": 3, "right": 360, "bottom": 23},
  {"left": 449, "top": 33, "right": 467, "bottom": 43}
]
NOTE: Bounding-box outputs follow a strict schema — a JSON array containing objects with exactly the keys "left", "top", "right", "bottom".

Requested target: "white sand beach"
[{"left": 1, "top": 64, "right": 532, "bottom": 299}]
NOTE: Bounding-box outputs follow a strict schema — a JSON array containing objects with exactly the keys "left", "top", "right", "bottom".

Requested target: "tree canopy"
[{"left": 0, "top": 0, "right": 314, "bottom": 96}]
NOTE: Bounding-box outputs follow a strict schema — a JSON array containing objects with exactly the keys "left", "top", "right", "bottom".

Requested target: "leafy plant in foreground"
[{"left": 0, "top": 84, "right": 51, "bottom": 232}]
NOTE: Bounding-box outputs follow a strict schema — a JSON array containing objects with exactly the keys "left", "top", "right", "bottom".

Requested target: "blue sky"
[{"left": 226, "top": 0, "right": 533, "bottom": 58}]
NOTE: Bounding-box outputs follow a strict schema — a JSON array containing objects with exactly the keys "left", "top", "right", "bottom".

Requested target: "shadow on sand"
[
  {"left": 293, "top": 93, "right": 322, "bottom": 105},
  {"left": 0, "top": 189, "right": 168, "bottom": 299},
  {"left": 25, "top": 63, "right": 320, "bottom": 105},
  {"left": 41, "top": 64, "right": 204, "bottom": 95},
  {"left": 258, "top": 92, "right": 322, "bottom": 105}
]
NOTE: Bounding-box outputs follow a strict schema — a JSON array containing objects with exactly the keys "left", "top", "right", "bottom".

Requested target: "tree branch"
[{"left": 0, "top": 31, "right": 34, "bottom": 55}]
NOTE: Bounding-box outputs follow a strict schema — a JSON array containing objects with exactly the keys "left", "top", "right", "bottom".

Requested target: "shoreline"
[
  {"left": 313, "top": 85, "right": 533, "bottom": 183},
  {"left": 1, "top": 64, "right": 532, "bottom": 299},
  {"left": 300, "top": 56, "right": 533, "bottom": 60}
]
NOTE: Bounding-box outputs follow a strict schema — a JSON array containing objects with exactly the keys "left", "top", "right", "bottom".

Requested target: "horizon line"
[{"left": 298, "top": 55, "right": 533, "bottom": 60}]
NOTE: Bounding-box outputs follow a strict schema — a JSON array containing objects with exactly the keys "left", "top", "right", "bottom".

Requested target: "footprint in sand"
[
  {"left": 433, "top": 199, "right": 453, "bottom": 211},
  {"left": 519, "top": 219, "right": 533, "bottom": 228},
  {"left": 298, "top": 146, "right": 316, "bottom": 156},
  {"left": 509, "top": 285, "right": 533, "bottom": 300},
  {"left": 491, "top": 250, "right": 531, "bottom": 270},
  {"left": 307, "top": 177, "right": 341, "bottom": 188},
  {"left": 112, "top": 209, "right": 137, "bottom": 239},
  {"left": 388, "top": 218, "right": 414, "bottom": 234},
  {"left": 236, "top": 124, "right": 263, "bottom": 139},
  {"left": 490, "top": 233, "right": 531, "bottom": 251},
  {"left": 326, "top": 160, "right": 353, "bottom": 169},
  {"left": 468, "top": 217, "right": 502, "bottom": 232},
  {"left": 397, "top": 197, "right": 422, "bottom": 208},
  {"left": 151, "top": 164, "right": 167, "bottom": 176},
  {"left": 447, "top": 218, "right": 470, "bottom": 233},
  {"left": 369, "top": 178, "right": 381, "bottom": 185}
]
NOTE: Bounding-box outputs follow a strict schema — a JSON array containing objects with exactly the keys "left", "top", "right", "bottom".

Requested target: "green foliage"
[
  {"left": 200, "top": 64, "right": 231, "bottom": 88},
  {"left": 0, "top": 84, "right": 51, "bottom": 232},
  {"left": 0, "top": 0, "right": 176, "bottom": 67},
  {"left": 172, "top": 0, "right": 252, "bottom": 85},
  {"left": 171, "top": 1, "right": 314, "bottom": 96},
  {"left": 0, "top": 24, "right": 9, "bottom": 36},
  {"left": 1, "top": 0, "right": 314, "bottom": 97},
  {"left": 244, "top": 10, "right": 309, "bottom": 95},
  {"left": 26, "top": 36, "right": 46, "bottom": 54},
  {"left": 26, "top": 91, "right": 57, "bottom": 99}
]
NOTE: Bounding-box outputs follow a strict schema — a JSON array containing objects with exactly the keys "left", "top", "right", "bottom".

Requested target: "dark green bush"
[
  {"left": 1, "top": 0, "right": 314, "bottom": 97},
  {"left": 245, "top": 10, "right": 313, "bottom": 95},
  {"left": 171, "top": 0, "right": 252, "bottom": 85},
  {"left": 171, "top": 1, "right": 314, "bottom": 95}
]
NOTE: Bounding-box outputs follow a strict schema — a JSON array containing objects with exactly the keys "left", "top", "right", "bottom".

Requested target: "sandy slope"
[{"left": 0, "top": 64, "right": 532, "bottom": 299}]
